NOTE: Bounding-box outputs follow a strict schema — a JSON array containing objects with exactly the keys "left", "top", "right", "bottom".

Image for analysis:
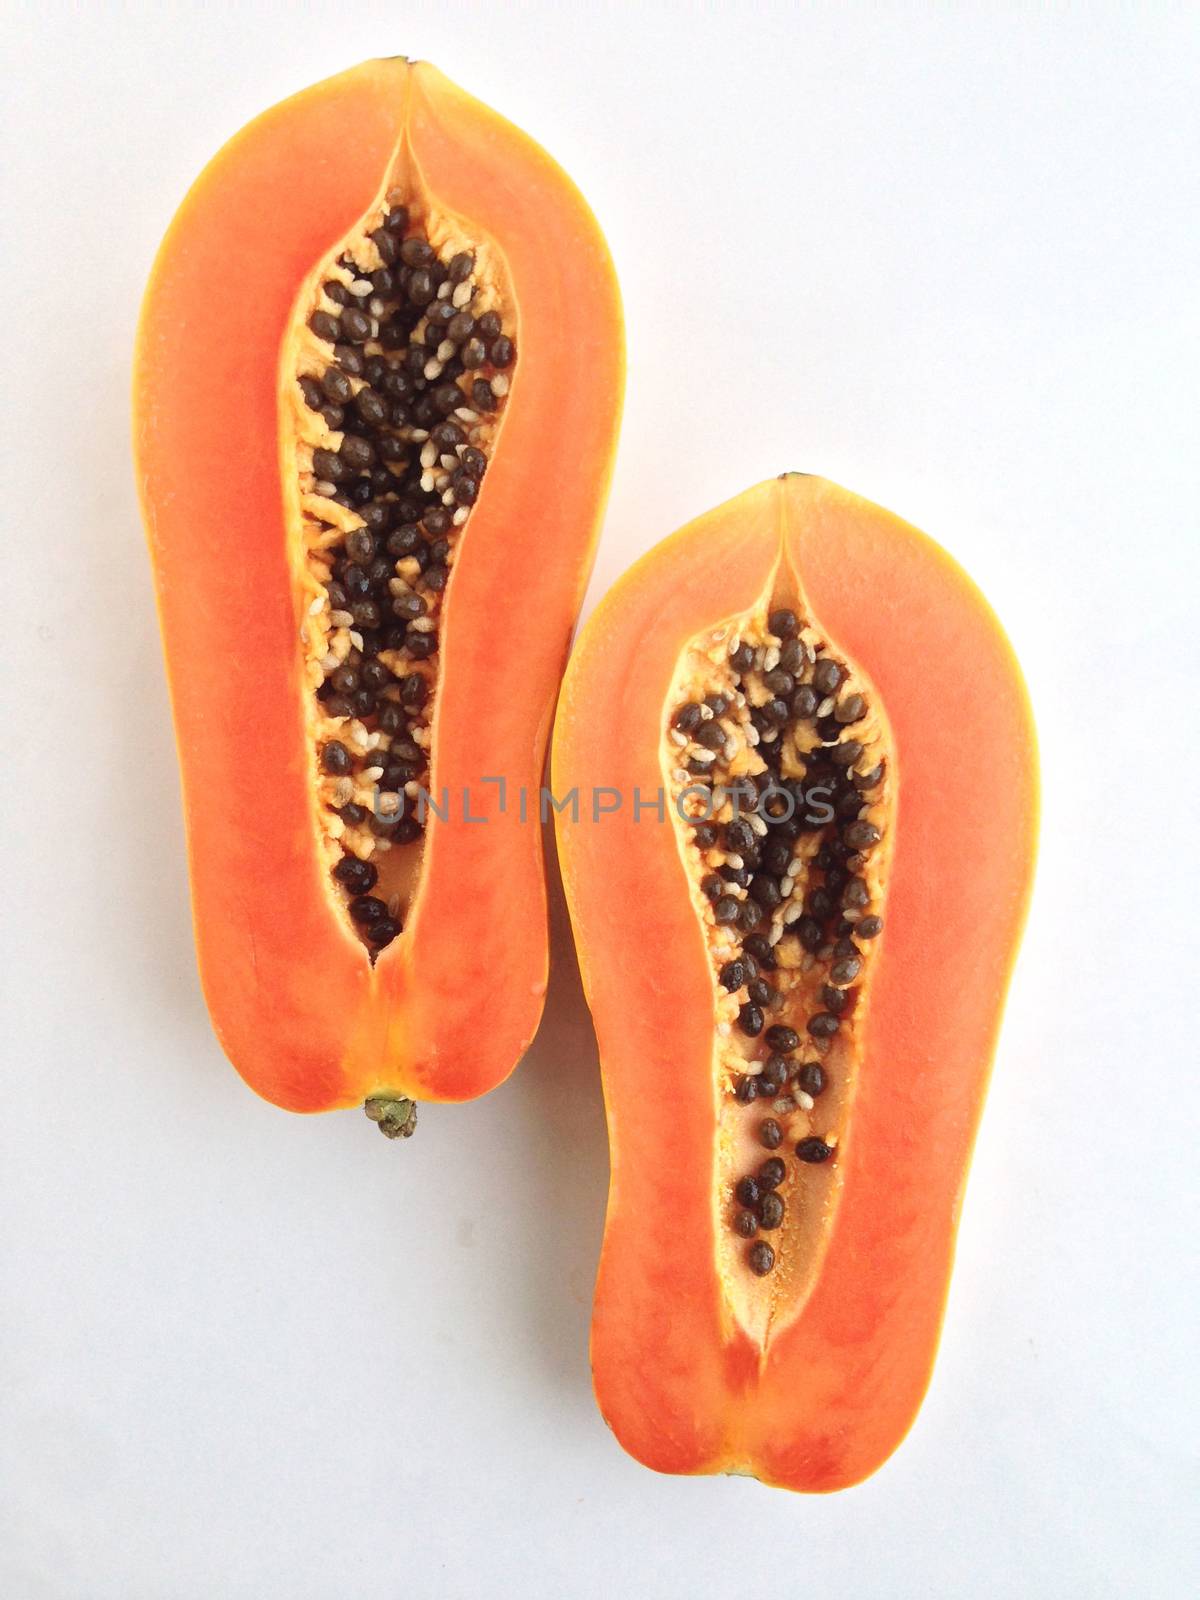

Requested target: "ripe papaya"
[
  {"left": 553, "top": 475, "right": 1037, "bottom": 1489},
  {"left": 133, "top": 60, "right": 623, "bottom": 1128}
]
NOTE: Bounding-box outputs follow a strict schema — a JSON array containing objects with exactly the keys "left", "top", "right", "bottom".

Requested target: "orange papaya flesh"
[
  {"left": 134, "top": 60, "right": 623, "bottom": 1123},
  {"left": 553, "top": 476, "right": 1037, "bottom": 1490}
]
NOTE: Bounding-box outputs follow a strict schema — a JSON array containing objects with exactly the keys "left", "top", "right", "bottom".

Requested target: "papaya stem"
[{"left": 364, "top": 1096, "right": 418, "bottom": 1139}]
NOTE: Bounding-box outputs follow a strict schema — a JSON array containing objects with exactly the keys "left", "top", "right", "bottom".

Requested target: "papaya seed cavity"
[
  {"left": 290, "top": 190, "right": 517, "bottom": 960},
  {"left": 664, "top": 596, "right": 892, "bottom": 1325}
]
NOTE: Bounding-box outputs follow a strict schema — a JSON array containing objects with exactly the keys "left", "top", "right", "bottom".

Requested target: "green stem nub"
[{"left": 364, "top": 1096, "right": 418, "bottom": 1140}]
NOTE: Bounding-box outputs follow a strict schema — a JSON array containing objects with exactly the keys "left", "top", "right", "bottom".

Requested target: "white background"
[{"left": 3, "top": 3, "right": 1197, "bottom": 1597}]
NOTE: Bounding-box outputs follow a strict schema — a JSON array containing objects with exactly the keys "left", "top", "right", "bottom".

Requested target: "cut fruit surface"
[
  {"left": 553, "top": 476, "right": 1037, "bottom": 1491},
  {"left": 134, "top": 60, "right": 623, "bottom": 1117}
]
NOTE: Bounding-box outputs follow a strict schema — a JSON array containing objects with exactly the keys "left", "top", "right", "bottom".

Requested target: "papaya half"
[
  {"left": 133, "top": 60, "right": 623, "bottom": 1131},
  {"left": 553, "top": 475, "right": 1037, "bottom": 1490}
]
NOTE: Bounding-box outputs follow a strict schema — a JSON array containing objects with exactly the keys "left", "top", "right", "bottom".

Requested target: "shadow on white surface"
[
  {"left": 86, "top": 343, "right": 208, "bottom": 1047},
  {"left": 501, "top": 833, "right": 610, "bottom": 1394}
]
